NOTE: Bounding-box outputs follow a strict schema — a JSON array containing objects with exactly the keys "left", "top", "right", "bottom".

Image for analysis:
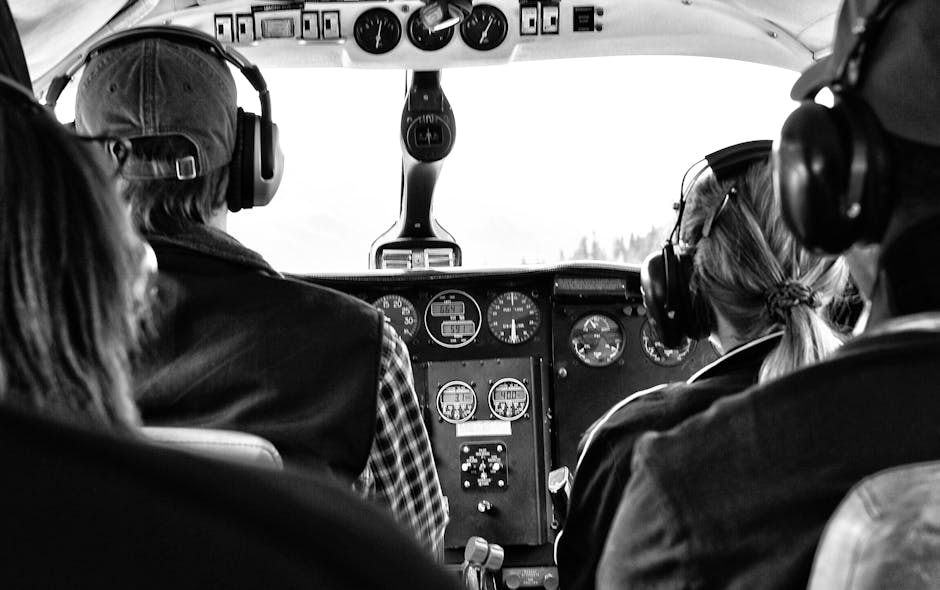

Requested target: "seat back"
[
  {"left": 142, "top": 426, "right": 283, "bottom": 469},
  {"left": 0, "top": 404, "right": 457, "bottom": 590},
  {"left": 808, "top": 461, "right": 940, "bottom": 590}
]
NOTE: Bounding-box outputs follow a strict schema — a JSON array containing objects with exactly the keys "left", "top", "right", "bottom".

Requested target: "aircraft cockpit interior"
[{"left": 12, "top": 0, "right": 940, "bottom": 588}]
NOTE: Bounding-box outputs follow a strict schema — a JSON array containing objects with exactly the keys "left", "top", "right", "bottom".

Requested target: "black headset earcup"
[
  {"left": 775, "top": 101, "right": 855, "bottom": 253},
  {"left": 775, "top": 97, "right": 891, "bottom": 254},
  {"left": 641, "top": 245, "right": 703, "bottom": 348},
  {"left": 837, "top": 93, "right": 892, "bottom": 244},
  {"left": 226, "top": 108, "right": 283, "bottom": 213}
]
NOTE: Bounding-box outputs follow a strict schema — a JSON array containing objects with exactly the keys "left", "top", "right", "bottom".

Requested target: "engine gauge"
[
  {"left": 640, "top": 319, "right": 696, "bottom": 367},
  {"left": 437, "top": 380, "right": 477, "bottom": 424},
  {"left": 425, "top": 290, "right": 482, "bottom": 348},
  {"left": 488, "top": 378, "right": 530, "bottom": 421},
  {"left": 373, "top": 294, "right": 419, "bottom": 344},
  {"left": 487, "top": 291, "right": 540, "bottom": 344},
  {"left": 570, "top": 313, "right": 625, "bottom": 367},
  {"left": 460, "top": 4, "right": 508, "bottom": 51},
  {"left": 354, "top": 8, "right": 402, "bottom": 55},
  {"left": 407, "top": 11, "right": 454, "bottom": 51}
]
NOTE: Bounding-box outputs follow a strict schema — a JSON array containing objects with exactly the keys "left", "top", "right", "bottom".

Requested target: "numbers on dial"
[
  {"left": 373, "top": 295, "right": 419, "bottom": 343},
  {"left": 354, "top": 8, "right": 402, "bottom": 55},
  {"left": 488, "top": 378, "right": 530, "bottom": 421},
  {"left": 569, "top": 313, "right": 625, "bottom": 367},
  {"left": 437, "top": 381, "right": 477, "bottom": 424},
  {"left": 487, "top": 291, "right": 540, "bottom": 344}
]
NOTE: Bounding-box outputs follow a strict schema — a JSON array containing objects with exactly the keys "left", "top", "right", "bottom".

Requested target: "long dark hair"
[
  {"left": 0, "top": 85, "right": 143, "bottom": 429},
  {"left": 682, "top": 162, "right": 849, "bottom": 382}
]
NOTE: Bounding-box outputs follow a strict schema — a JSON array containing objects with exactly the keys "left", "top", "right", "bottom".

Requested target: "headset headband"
[
  {"left": 671, "top": 140, "right": 773, "bottom": 242},
  {"left": 44, "top": 25, "right": 276, "bottom": 180}
]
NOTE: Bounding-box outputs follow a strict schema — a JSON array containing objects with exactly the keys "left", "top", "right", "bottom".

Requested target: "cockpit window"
[{"left": 61, "top": 56, "right": 799, "bottom": 272}]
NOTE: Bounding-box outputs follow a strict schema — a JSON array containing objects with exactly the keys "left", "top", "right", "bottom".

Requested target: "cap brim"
[{"left": 790, "top": 56, "right": 835, "bottom": 101}]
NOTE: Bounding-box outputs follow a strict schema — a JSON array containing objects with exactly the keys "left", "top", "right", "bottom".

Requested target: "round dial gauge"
[
  {"left": 373, "top": 294, "right": 419, "bottom": 344},
  {"left": 437, "top": 380, "right": 477, "bottom": 424},
  {"left": 488, "top": 378, "right": 530, "bottom": 421},
  {"left": 460, "top": 4, "right": 508, "bottom": 51},
  {"left": 640, "top": 319, "right": 696, "bottom": 367},
  {"left": 407, "top": 11, "right": 454, "bottom": 51},
  {"left": 570, "top": 314, "right": 625, "bottom": 367},
  {"left": 354, "top": 8, "right": 402, "bottom": 55},
  {"left": 487, "top": 291, "right": 541, "bottom": 344},
  {"left": 425, "top": 290, "right": 482, "bottom": 348}
]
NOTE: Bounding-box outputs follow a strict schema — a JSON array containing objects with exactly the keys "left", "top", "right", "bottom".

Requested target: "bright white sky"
[
  {"left": 61, "top": 55, "right": 801, "bottom": 272},
  {"left": 227, "top": 55, "right": 800, "bottom": 272}
]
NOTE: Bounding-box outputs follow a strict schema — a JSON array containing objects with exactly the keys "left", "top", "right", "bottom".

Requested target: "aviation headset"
[
  {"left": 641, "top": 140, "right": 772, "bottom": 348},
  {"left": 44, "top": 25, "right": 283, "bottom": 213},
  {"left": 774, "top": 0, "right": 902, "bottom": 254}
]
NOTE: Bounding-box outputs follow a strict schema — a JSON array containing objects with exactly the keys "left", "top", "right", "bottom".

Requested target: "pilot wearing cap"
[
  {"left": 73, "top": 28, "right": 447, "bottom": 556},
  {"left": 598, "top": 1, "right": 940, "bottom": 588}
]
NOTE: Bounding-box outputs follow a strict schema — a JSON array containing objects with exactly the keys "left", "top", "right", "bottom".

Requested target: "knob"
[
  {"left": 477, "top": 500, "right": 494, "bottom": 514},
  {"left": 491, "top": 462, "right": 502, "bottom": 473},
  {"left": 543, "top": 572, "right": 559, "bottom": 590},
  {"left": 504, "top": 572, "right": 522, "bottom": 589}
]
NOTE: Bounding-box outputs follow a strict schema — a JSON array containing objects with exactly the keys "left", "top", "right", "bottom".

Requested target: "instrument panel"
[{"left": 300, "top": 263, "right": 717, "bottom": 577}]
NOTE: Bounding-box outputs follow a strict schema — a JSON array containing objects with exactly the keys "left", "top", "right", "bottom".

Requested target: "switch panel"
[
  {"left": 236, "top": 14, "right": 254, "bottom": 43},
  {"left": 213, "top": 14, "right": 234, "bottom": 43},
  {"left": 520, "top": 4, "right": 539, "bottom": 36},
  {"left": 542, "top": 5, "right": 560, "bottom": 34},
  {"left": 302, "top": 11, "right": 320, "bottom": 40},
  {"left": 321, "top": 11, "right": 341, "bottom": 39}
]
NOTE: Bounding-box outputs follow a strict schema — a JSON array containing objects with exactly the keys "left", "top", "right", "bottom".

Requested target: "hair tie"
[{"left": 766, "top": 281, "right": 820, "bottom": 323}]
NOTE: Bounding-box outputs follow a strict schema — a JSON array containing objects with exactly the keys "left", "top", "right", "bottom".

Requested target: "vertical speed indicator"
[{"left": 487, "top": 291, "right": 540, "bottom": 344}]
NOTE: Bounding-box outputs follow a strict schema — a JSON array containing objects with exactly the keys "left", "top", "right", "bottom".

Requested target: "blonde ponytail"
[{"left": 681, "top": 162, "right": 849, "bottom": 383}]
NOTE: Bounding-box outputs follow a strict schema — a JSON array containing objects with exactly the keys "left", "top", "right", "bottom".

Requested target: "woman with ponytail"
[{"left": 556, "top": 142, "right": 848, "bottom": 590}]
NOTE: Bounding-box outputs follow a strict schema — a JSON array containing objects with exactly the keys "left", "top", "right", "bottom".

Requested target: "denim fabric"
[{"left": 809, "top": 461, "right": 940, "bottom": 590}]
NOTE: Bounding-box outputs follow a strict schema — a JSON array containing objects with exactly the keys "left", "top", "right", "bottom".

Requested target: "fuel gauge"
[
  {"left": 354, "top": 8, "right": 402, "bottom": 55},
  {"left": 460, "top": 4, "right": 508, "bottom": 51}
]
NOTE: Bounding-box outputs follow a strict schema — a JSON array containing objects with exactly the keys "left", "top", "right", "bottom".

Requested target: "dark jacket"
[
  {"left": 557, "top": 333, "right": 782, "bottom": 590},
  {"left": 599, "top": 313, "right": 940, "bottom": 590},
  {"left": 134, "top": 224, "right": 383, "bottom": 483}
]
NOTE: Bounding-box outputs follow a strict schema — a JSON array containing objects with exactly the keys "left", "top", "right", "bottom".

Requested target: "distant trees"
[{"left": 559, "top": 226, "right": 670, "bottom": 264}]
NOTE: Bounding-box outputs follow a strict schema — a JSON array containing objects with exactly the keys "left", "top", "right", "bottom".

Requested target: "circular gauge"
[
  {"left": 487, "top": 291, "right": 541, "bottom": 344},
  {"left": 488, "top": 378, "right": 530, "bottom": 421},
  {"left": 570, "top": 313, "right": 625, "bottom": 367},
  {"left": 425, "top": 290, "right": 482, "bottom": 348},
  {"left": 437, "top": 380, "right": 477, "bottom": 424},
  {"left": 460, "top": 4, "right": 508, "bottom": 51},
  {"left": 373, "top": 294, "right": 419, "bottom": 344},
  {"left": 354, "top": 8, "right": 402, "bottom": 55},
  {"left": 407, "top": 11, "right": 454, "bottom": 51},
  {"left": 640, "top": 319, "right": 696, "bottom": 367}
]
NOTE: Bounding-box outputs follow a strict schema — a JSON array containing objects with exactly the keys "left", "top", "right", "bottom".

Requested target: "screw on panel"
[
  {"left": 596, "top": 7, "right": 604, "bottom": 16},
  {"left": 557, "top": 367, "right": 568, "bottom": 378},
  {"left": 497, "top": 444, "right": 504, "bottom": 452},
  {"left": 767, "top": 30, "right": 778, "bottom": 38},
  {"left": 681, "top": 0, "right": 692, "bottom": 4}
]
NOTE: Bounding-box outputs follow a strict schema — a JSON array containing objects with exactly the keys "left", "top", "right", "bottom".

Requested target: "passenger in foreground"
[
  {"left": 556, "top": 142, "right": 847, "bottom": 590},
  {"left": 0, "top": 74, "right": 144, "bottom": 430},
  {"left": 72, "top": 26, "right": 446, "bottom": 555},
  {"left": 599, "top": 0, "right": 940, "bottom": 587}
]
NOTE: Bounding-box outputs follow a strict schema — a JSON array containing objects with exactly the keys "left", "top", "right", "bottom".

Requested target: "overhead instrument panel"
[
  {"left": 487, "top": 291, "right": 541, "bottom": 344},
  {"left": 373, "top": 294, "right": 419, "bottom": 343},
  {"left": 460, "top": 4, "right": 508, "bottom": 51},
  {"left": 569, "top": 313, "right": 625, "bottom": 367},
  {"left": 407, "top": 11, "right": 455, "bottom": 51},
  {"left": 353, "top": 8, "right": 401, "bottom": 54},
  {"left": 488, "top": 378, "right": 530, "bottom": 421},
  {"left": 425, "top": 290, "right": 482, "bottom": 348}
]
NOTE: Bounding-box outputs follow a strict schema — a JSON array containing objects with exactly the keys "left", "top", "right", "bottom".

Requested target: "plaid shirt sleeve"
[{"left": 354, "top": 322, "right": 448, "bottom": 558}]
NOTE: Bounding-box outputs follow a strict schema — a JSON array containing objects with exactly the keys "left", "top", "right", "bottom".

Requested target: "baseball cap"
[
  {"left": 791, "top": 0, "right": 940, "bottom": 147},
  {"left": 74, "top": 37, "right": 237, "bottom": 180}
]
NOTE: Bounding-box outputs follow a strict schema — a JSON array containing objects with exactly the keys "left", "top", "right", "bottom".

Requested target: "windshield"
[{"left": 62, "top": 55, "right": 800, "bottom": 273}]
